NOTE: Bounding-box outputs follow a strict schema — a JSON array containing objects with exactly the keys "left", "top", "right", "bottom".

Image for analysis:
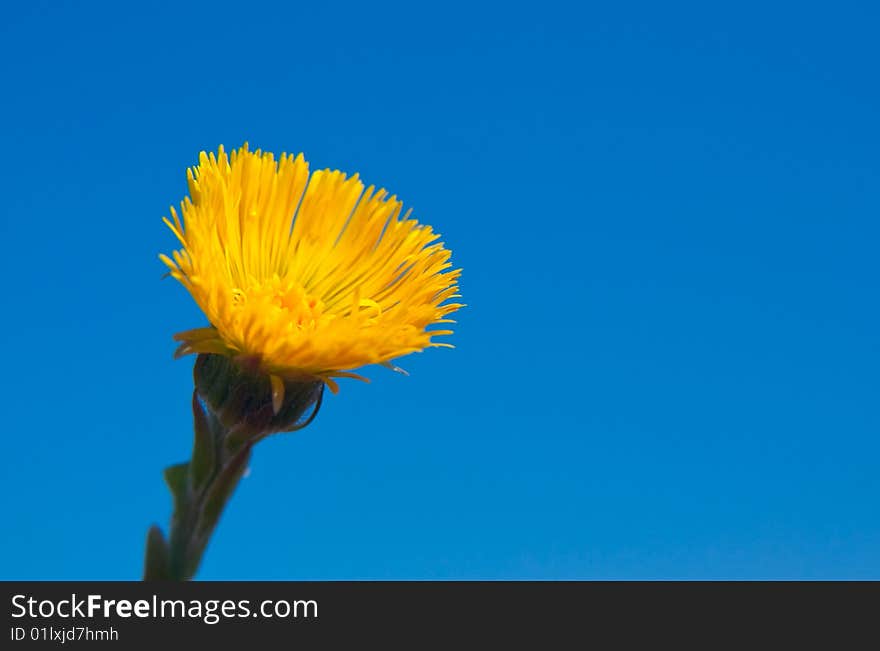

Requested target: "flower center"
[
  {"left": 232, "top": 277, "right": 327, "bottom": 329},
  {"left": 273, "top": 284, "right": 325, "bottom": 326}
]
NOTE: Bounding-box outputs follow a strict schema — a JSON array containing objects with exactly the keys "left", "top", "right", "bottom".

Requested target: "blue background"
[{"left": 1, "top": 1, "right": 878, "bottom": 579}]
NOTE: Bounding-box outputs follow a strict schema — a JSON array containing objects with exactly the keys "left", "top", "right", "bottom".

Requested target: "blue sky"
[{"left": 1, "top": 1, "right": 878, "bottom": 579}]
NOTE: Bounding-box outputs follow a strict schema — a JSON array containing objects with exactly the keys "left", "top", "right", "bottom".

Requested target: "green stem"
[
  {"left": 143, "top": 356, "right": 324, "bottom": 581},
  {"left": 143, "top": 392, "right": 252, "bottom": 581}
]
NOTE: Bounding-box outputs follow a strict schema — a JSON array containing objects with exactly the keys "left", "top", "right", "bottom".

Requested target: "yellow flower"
[{"left": 160, "top": 144, "right": 462, "bottom": 397}]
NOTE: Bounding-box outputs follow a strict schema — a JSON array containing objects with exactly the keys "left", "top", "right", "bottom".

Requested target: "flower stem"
[
  {"left": 143, "top": 355, "right": 324, "bottom": 581},
  {"left": 143, "top": 391, "right": 252, "bottom": 581}
]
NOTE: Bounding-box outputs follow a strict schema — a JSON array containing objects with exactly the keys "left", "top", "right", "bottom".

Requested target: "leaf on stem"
[{"left": 143, "top": 525, "right": 171, "bottom": 580}]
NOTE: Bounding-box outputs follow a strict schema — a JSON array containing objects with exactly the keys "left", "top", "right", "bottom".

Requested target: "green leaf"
[{"left": 143, "top": 525, "right": 171, "bottom": 581}]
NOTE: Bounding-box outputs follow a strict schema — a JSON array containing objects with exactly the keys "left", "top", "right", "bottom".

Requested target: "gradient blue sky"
[{"left": 1, "top": 1, "right": 878, "bottom": 579}]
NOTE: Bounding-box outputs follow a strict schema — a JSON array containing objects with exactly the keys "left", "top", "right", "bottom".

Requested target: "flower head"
[{"left": 160, "top": 144, "right": 462, "bottom": 396}]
